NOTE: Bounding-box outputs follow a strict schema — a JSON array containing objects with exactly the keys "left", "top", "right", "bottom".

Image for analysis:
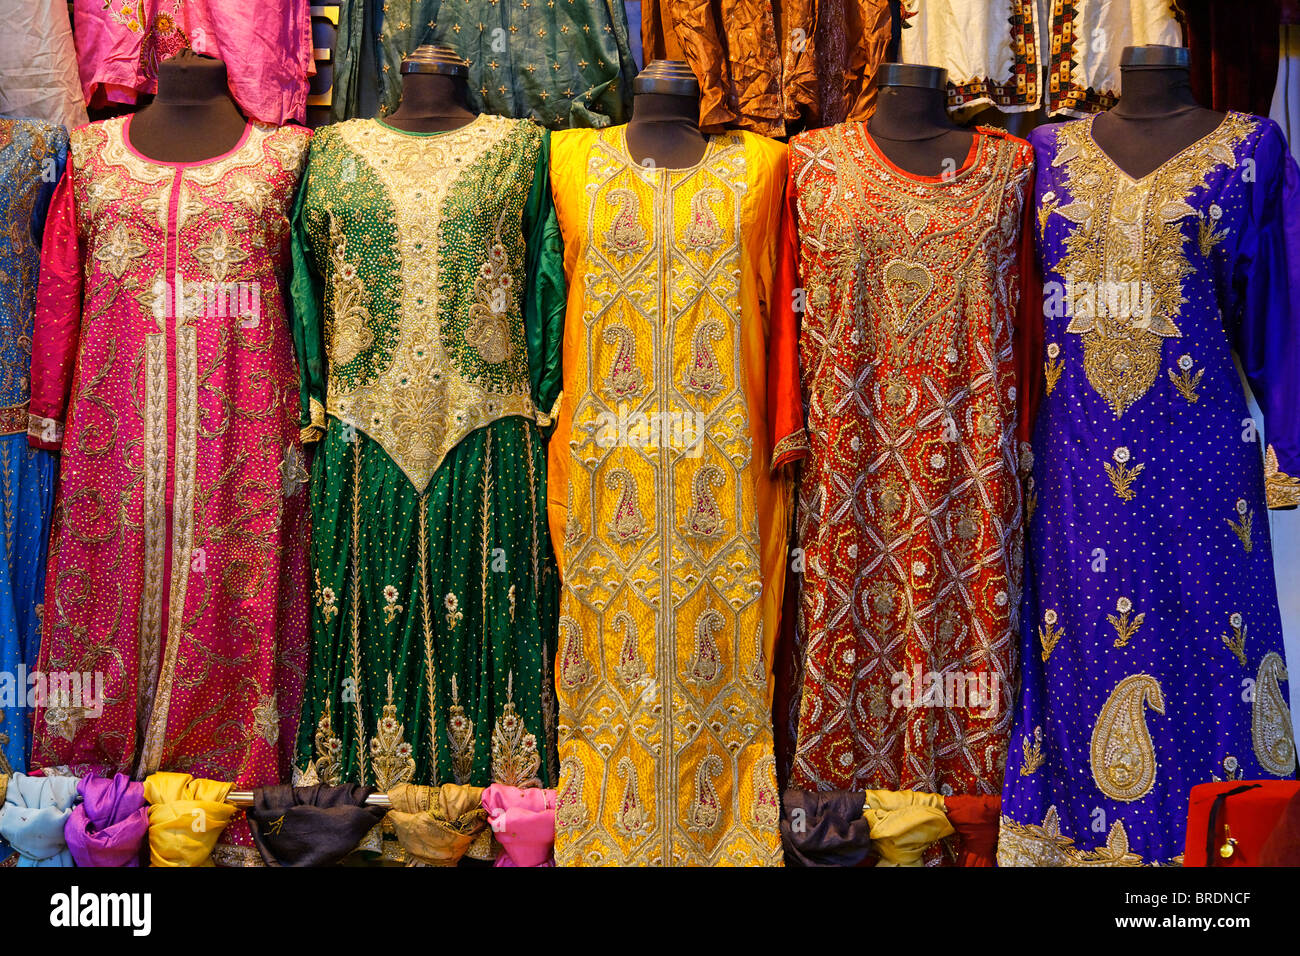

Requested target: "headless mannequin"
[
  {"left": 383, "top": 70, "right": 476, "bottom": 133},
  {"left": 1090, "top": 48, "right": 1224, "bottom": 180},
  {"left": 127, "top": 49, "right": 247, "bottom": 163},
  {"left": 866, "top": 68, "right": 974, "bottom": 178},
  {"left": 625, "top": 92, "right": 707, "bottom": 169}
]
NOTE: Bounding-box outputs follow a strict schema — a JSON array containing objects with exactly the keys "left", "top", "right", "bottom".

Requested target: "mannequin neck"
[
  {"left": 384, "top": 73, "right": 476, "bottom": 132},
  {"left": 625, "top": 92, "right": 706, "bottom": 168},
  {"left": 868, "top": 84, "right": 960, "bottom": 141},
  {"left": 1113, "top": 65, "right": 1201, "bottom": 118},
  {"left": 126, "top": 51, "right": 247, "bottom": 163}
]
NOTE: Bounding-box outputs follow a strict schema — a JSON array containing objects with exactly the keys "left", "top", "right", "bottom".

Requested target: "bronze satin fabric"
[
  {"left": 779, "top": 790, "right": 873, "bottom": 866},
  {"left": 942, "top": 794, "right": 1000, "bottom": 867},
  {"left": 247, "top": 784, "right": 388, "bottom": 867},
  {"left": 861, "top": 789, "right": 953, "bottom": 866},
  {"left": 387, "top": 783, "right": 489, "bottom": 867},
  {"left": 642, "top": 0, "right": 891, "bottom": 136},
  {"left": 143, "top": 773, "right": 235, "bottom": 867}
]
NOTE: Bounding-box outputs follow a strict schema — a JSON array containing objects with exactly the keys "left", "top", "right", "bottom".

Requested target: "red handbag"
[{"left": 1183, "top": 781, "right": 1300, "bottom": 866}]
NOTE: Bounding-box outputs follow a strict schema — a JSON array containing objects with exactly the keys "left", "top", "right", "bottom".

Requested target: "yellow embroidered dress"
[
  {"left": 547, "top": 126, "right": 801, "bottom": 866},
  {"left": 290, "top": 115, "right": 566, "bottom": 792}
]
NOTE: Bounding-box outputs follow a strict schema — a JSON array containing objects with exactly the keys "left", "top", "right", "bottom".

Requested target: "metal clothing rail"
[{"left": 225, "top": 790, "right": 394, "bottom": 808}]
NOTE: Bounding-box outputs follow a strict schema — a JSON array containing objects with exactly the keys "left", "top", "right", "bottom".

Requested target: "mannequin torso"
[
  {"left": 383, "top": 72, "right": 477, "bottom": 133},
  {"left": 624, "top": 91, "right": 708, "bottom": 169},
  {"left": 1090, "top": 63, "right": 1224, "bottom": 180},
  {"left": 866, "top": 81, "right": 974, "bottom": 178},
  {"left": 126, "top": 50, "right": 248, "bottom": 163}
]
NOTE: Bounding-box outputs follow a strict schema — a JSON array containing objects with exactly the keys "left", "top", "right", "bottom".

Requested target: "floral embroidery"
[
  {"left": 1227, "top": 498, "right": 1253, "bottom": 553},
  {"left": 1104, "top": 446, "right": 1144, "bottom": 501},
  {"left": 997, "top": 806, "right": 1143, "bottom": 867},
  {"left": 93, "top": 223, "right": 148, "bottom": 278},
  {"left": 447, "top": 675, "right": 476, "bottom": 785},
  {"left": 611, "top": 609, "right": 643, "bottom": 684},
  {"left": 320, "top": 585, "right": 339, "bottom": 622},
  {"left": 312, "top": 707, "right": 344, "bottom": 786},
  {"left": 508, "top": 583, "right": 517, "bottom": 622},
  {"left": 465, "top": 237, "right": 514, "bottom": 365},
  {"left": 252, "top": 693, "right": 280, "bottom": 747},
  {"left": 383, "top": 584, "right": 404, "bottom": 624},
  {"left": 1020, "top": 725, "right": 1045, "bottom": 775},
  {"left": 1044, "top": 342, "right": 1064, "bottom": 395},
  {"left": 1090, "top": 673, "right": 1165, "bottom": 802},
  {"left": 1211, "top": 755, "right": 1242, "bottom": 782},
  {"left": 1197, "top": 207, "right": 1229, "bottom": 257},
  {"left": 1039, "top": 609, "right": 1064, "bottom": 661},
  {"left": 279, "top": 444, "right": 308, "bottom": 497},
  {"left": 1167, "top": 353, "right": 1203, "bottom": 403},
  {"left": 444, "top": 591, "right": 462, "bottom": 630},
  {"left": 370, "top": 672, "right": 416, "bottom": 791},
  {"left": 1220, "top": 611, "right": 1248, "bottom": 667},
  {"left": 191, "top": 226, "right": 250, "bottom": 282},
  {"left": 1108, "top": 596, "right": 1145, "bottom": 648},
  {"left": 490, "top": 671, "right": 541, "bottom": 788}
]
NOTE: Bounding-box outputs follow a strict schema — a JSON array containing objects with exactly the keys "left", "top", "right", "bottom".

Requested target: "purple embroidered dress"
[{"left": 1000, "top": 112, "right": 1300, "bottom": 866}]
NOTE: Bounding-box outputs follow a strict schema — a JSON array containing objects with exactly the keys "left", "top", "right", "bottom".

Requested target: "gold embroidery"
[
  {"left": 252, "top": 694, "right": 280, "bottom": 747},
  {"left": 319, "top": 584, "right": 339, "bottom": 622},
  {"left": 312, "top": 705, "right": 344, "bottom": 786},
  {"left": 1044, "top": 342, "right": 1064, "bottom": 395},
  {"left": 882, "top": 258, "right": 935, "bottom": 332},
  {"left": 491, "top": 671, "right": 542, "bottom": 787},
  {"left": 682, "top": 464, "right": 725, "bottom": 540},
  {"left": 1227, "top": 498, "right": 1253, "bottom": 553},
  {"left": 1104, "top": 446, "right": 1144, "bottom": 501},
  {"left": 558, "top": 615, "right": 594, "bottom": 690},
  {"left": 602, "top": 325, "right": 644, "bottom": 398},
  {"left": 93, "top": 223, "right": 148, "bottom": 278},
  {"left": 1252, "top": 652, "right": 1295, "bottom": 776},
  {"left": 753, "top": 755, "right": 779, "bottom": 828},
  {"left": 1220, "top": 611, "right": 1247, "bottom": 667},
  {"left": 1025, "top": 475, "right": 1038, "bottom": 525},
  {"left": 681, "top": 188, "right": 724, "bottom": 253},
  {"left": 465, "top": 229, "right": 514, "bottom": 365},
  {"left": 1264, "top": 444, "right": 1300, "bottom": 509},
  {"left": 605, "top": 467, "right": 645, "bottom": 542},
  {"left": 1090, "top": 674, "right": 1165, "bottom": 802},
  {"left": 613, "top": 755, "right": 651, "bottom": 839},
  {"left": 383, "top": 584, "right": 404, "bottom": 624},
  {"left": 1197, "top": 209, "right": 1229, "bottom": 257},
  {"left": 685, "top": 753, "right": 724, "bottom": 832},
  {"left": 997, "top": 806, "right": 1144, "bottom": 867},
  {"left": 682, "top": 318, "right": 726, "bottom": 395},
  {"left": 1108, "top": 597, "right": 1145, "bottom": 649},
  {"left": 1039, "top": 609, "right": 1064, "bottom": 661},
  {"left": 1051, "top": 114, "right": 1253, "bottom": 416},
  {"left": 555, "top": 756, "right": 590, "bottom": 830},
  {"left": 610, "top": 610, "right": 643, "bottom": 684},
  {"left": 326, "top": 222, "right": 375, "bottom": 367},
  {"left": 1167, "top": 353, "right": 1203, "bottom": 403},
  {"left": 135, "top": 332, "right": 168, "bottom": 751},
  {"left": 447, "top": 675, "right": 476, "bottom": 785},
  {"left": 418, "top": 505, "right": 438, "bottom": 781},
  {"left": 191, "top": 226, "right": 249, "bottom": 282},
  {"left": 685, "top": 607, "right": 724, "bottom": 685},
  {"left": 1020, "top": 726, "right": 1045, "bottom": 775},
  {"left": 603, "top": 187, "right": 647, "bottom": 260},
  {"left": 444, "top": 592, "right": 462, "bottom": 630},
  {"left": 370, "top": 672, "right": 416, "bottom": 791}
]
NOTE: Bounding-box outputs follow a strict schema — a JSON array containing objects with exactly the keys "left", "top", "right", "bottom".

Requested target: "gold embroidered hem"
[
  {"left": 1265, "top": 444, "right": 1300, "bottom": 509},
  {"left": 996, "top": 807, "right": 1146, "bottom": 867}
]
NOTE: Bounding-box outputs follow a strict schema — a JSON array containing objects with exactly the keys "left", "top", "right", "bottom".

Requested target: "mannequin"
[
  {"left": 126, "top": 49, "right": 247, "bottom": 163},
  {"left": 866, "top": 64, "right": 974, "bottom": 178},
  {"left": 383, "top": 45, "right": 476, "bottom": 133},
  {"left": 1090, "top": 45, "right": 1224, "bottom": 180},
  {"left": 624, "top": 60, "right": 707, "bottom": 169}
]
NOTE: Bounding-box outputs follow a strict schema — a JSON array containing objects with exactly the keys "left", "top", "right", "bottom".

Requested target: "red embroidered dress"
[
  {"left": 27, "top": 117, "right": 312, "bottom": 802},
  {"left": 777, "top": 124, "right": 1035, "bottom": 796}
]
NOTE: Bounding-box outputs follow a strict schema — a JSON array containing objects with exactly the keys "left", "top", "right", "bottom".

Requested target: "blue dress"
[
  {"left": 1000, "top": 112, "right": 1300, "bottom": 866},
  {"left": 0, "top": 118, "right": 64, "bottom": 777}
]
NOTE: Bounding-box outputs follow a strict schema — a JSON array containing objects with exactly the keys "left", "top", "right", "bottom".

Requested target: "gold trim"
[
  {"left": 997, "top": 807, "right": 1144, "bottom": 866},
  {"left": 1264, "top": 445, "right": 1300, "bottom": 509},
  {"left": 134, "top": 331, "right": 168, "bottom": 773}
]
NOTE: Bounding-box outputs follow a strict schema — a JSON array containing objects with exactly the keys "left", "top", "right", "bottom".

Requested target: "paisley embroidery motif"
[
  {"left": 1252, "top": 652, "right": 1295, "bottom": 776},
  {"left": 558, "top": 615, "right": 594, "bottom": 690},
  {"left": 555, "top": 756, "right": 590, "bottom": 830},
  {"left": 752, "top": 755, "right": 780, "bottom": 828},
  {"left": 613, "top": 755, "right": 651, "bottom": 838},
  {"left": 681, "top": 188, "right": 724, "bottom": 253},
  {"left": 610, "top": 610, "right": 643, "bottom": 684},
  {"left": 602, "top": 324, "right": 644, "bottom": 398},
  {"left": 605, "top": 467, "right": 646, "bottom": 543},
  {"left": 686, "top": 607, "right": 725, "bottom": 684},
  {"left": 682, "top": 465, "right": 725, "bottom": 541},
  {"left": 682, "top": 318, "right": 726, "bottom": 395},
  {"left": 603, "top": 187, "right": 647, "bottom": 260},
  {"left": 1090, "top": 673, "right": 1166, "bottom": 802},
  {"left": 685, "top": 752, "right": 724, "bottom": 832}
]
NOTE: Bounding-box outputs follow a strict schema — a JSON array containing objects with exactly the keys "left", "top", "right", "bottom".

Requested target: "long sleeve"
[
  {"left": 769, "top": 153, "right": 808, "bottom": 470},
  {"left": 523, "top": 130, "right": 566, "bottom": 428},
  {"left": 27, "top": 163, "right": 81, "bottom": 452},
  {"left": 288, "top": 164, "right": 327, "bottom": 444},
  {"left": 1014, "top": 162, "right": 1043, "bottom": 454},
  {"left": 1229, "top": 120, "right": 1300, "bottom": 509}
]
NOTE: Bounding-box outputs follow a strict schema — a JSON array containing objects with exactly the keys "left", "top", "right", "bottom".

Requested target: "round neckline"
[
  {"left": 1084, "top": 111, "right": 1234, "bottom": 184},
  {"left": 858, "top": 124, "right": 982, "bottom": 184},
  {"left": 121, "top": 113, "right": 254, "bottom": 168},
  {"left": 374, "top": 114, "right": 484, "bottom": 137},
  {"left": 617, "top": 125, "right": 715, "bottom": 175}
]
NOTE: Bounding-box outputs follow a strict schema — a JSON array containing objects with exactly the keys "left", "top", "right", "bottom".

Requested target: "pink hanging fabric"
[{"left": 482, "top": 785, "right": 557, "bottom": 868}]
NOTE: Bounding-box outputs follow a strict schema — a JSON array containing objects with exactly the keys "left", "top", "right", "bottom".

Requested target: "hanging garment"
[
  {"left": 0, "top": 2, "right": 88, "bottom": 128},
  {"left": 144, "top": 772, "right": 234, "bottom": 866},
  {"left": 943, "top": 793, "right": 1000, "bottom": 865},
  {"left": 71, "top": 0, "right": 314, "bottom": 125},
  {"left": 64, "top": 773, "right": 149, "bottom": 867},
  {"left": 482, "top": 782, "right": 556, "bottom": 866},
  {"left": 861, "top": 788, "right": 953, "bottom": 865},
  {"left": 641, "top": 0, "right": 893, "bottom": 136},
  {"left": 547, "top": 125, "right": 801, "bottom": 866},
  {"left": 1180, "top": 0, "right": 1281, "bottom": 118},
  {"left": 0, "top": 119, "right": 64, "bottom": 777},
  {"left": 779, "top": 125, "right": 1034, "bottom": 796},
  {"left": 387, "top": 782, "right": 488, "bottom": 866},
  {"left": 27, "top": 118, "right": 313, "bottom": 794},
  {"left": 246, "top": 783, "right": 387, "bottom": 866},
  {"left": 900, "top": 0, "right": 1183, "bottom": 116},
  {"left": 999, "top": 112, "right": 1299, "bottom": 867},
  {"left": 0, "top": 772, "right": 78, "bottom": 866},
  {"left": 338, "top": 0, "right": 636, "bottom": 129},
  {"left": 290, "top": 115, "right": 565, "bottom": 794}
]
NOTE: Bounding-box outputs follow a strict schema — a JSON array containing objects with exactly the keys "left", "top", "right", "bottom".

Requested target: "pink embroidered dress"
[{"left": 27, "top": 117, "right": 312, "bottom": 819}]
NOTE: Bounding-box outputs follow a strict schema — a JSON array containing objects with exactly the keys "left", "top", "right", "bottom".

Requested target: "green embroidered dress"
[
  {"left": 290, "top": 114, "right": 565, "bottom": 792},
  {"left": 332, "top": 0, "right": 637, "bottom": 129}
]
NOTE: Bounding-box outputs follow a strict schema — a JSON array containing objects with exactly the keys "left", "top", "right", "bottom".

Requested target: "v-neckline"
[{"left": 1083, "top": 111, "right": 1234, "bottom": 185}]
